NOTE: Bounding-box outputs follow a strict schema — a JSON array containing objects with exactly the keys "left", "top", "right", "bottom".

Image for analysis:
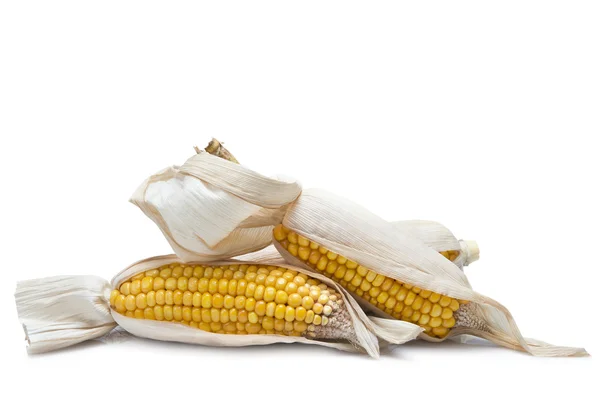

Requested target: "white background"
[{"left": 1, "top": 1, "right": 598, "bottom": 399}]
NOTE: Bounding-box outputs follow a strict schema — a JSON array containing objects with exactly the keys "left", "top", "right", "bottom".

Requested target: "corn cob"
[
  {"left": 274, "top": 224, "right": 466, "bottom": 338},
  {"left": 110, "top": 262, "right": 350, "bottom": 339}
]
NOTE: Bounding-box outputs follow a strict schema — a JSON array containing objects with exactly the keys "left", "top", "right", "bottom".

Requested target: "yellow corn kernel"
[
  {"left": 245, "top": 298, "right": 256, "bottom": 312},
  {"left": 114, "top": 294, "right": 126, "bottom": 313},
  {"left": 130, "top": 280, "right": 141, "bottom": 295},
  {"left": 401, "top": 307, "right": 413, "bottom": 319},
  {"left": 192, "top": 292, "right": 202, "bottom": 307},
  {"left": 275, "top": 290, "right": 288, "bottom": 304},
  {"left": 316, "top": 257, "right": 328, "bottom": 271},
  {"left": 182, "top": 291, "right": 193, "bottom": 306},
  {"left": 419, "top": 313, "right": 431, "bottom": 325},
  {"left": 135, "top": 293, "right": 147, "bottom": 309},
  {"left": 287, "top": 231, "right": 298, "bottom": 244},
  {"left": 396, "top": 287, "right": 408, "bottom": 302},
  {"left": 429, "top": 292, "right": 441, "bottom": 303},
  {"left": 153, "top": 306, "right": 164, "bottom": 320},
  {"left": 177, "top": 277, "right": 188, "bottom": 291},
  {"left": 405, "top": 291, "right": 416, "bottom": 306},
  {"left": 285, "top": 282, "right": 298, "bottom": 294},
  {"left": 254, "top": 300, "right": 266, "bottom": 316},
  {"left": 376, "top": 292, "right": 389, "bottom": 304},
  {"left": 297, "top": 286, "right": 310, "bottom": 297},
  {"left": 172, "top": 266, "right": 184, "bottom": 278},
  {"left": 411, "top": 296, "right": 424, "bottom": 311},
  {"left": 173, "top": 290, "right": 183, "bottom": 305},
  {"left": 275, "top": 278, "right": 287, "bottom": 290},
  {"left": 313, "top": 303, "right": 324, "bottom": 314},
  {"left": 193, "top": 266, "right": 204, "bottom": 278},
  {"left": 295, "top": 306, "right": 307, "bottom": 321},
  {"left": 125, "top": 295, "right": 136, "bottom": 311},
  {"left": 198, "top": 278, "right": 209, "bottom": 293},
  {"left": 255, "top": 274, "right": 267, "bottom": 285},
  {"left": 334, "top": 265, "right": 347, "bottom": 279},
  {"left": 165, "top": 277, "right": 177, "bottom": 291},
  {"left": 192, "top": 308, "right": 201, "bottom": 322},
  {"left": 263, "top": 287, "right": 276, "bottom": 302},
  {"left": 273, "top": 319, "right": 285, "bottom": 332},
  {"left": 254, "top": 285, "right": 265, "bottom": 300},
  {"left": 449, "top": 299, "right": 460, "bottom": 311},
  {"left": 440, "top": 296, "right": 452, "bottom": 307},
  {"left": 173, "top": 306, "right": 183, "bottom": 321},
  {"left": 286, "top": 293, "right": 301, "bottom": 308},
  {"left": 163, "top": 305, "right": 173, "bottom": 321},
  {"left": 420, "top": 300, "right": 432, "bottom": 314},
  {"left": 432, "top": 327, "right": 449, "bottom": 337},
  {"left": 152, "top": 277, "right": 165, "bottom": 291},
  {"left": 285, "top": 306, "right": 296, "bottom": 322},
  {"left": 431, "top": 304, "right": 442, "bottom": 318},
  {"left": 273, "top": 224, "right": 287, "bottom": 241},
  {"left": 274, "top": 304, "right": 286, "bottom": 320},
  {"left": 265, "top": 302, "right": 276, "bottom": 317},
  {"left": 442, "top": 317, "right": 456, "bottom": 328},
  {"left": 202, "top": 293, "right": 212, "bottom": 308},
  {"left": 261, "top": 316, "right": 275, "bottom": 330},
  {"left": 308, "top": 251, "right": 321, "bottom": 265},
  {"left": 141, "top": 277, "right": 154, "bottom": 293},
  {"left": 325, "top": 261, "right": 338, "bottom": 275},
  {"left": 119, "top": 282, "right": 131, "bottom": 296},
  {"left": 385, "top": 296, "right": 397, "bottom": 309},
  {"left": 237, "top": 310, "right": 248, "bottom": 323}
]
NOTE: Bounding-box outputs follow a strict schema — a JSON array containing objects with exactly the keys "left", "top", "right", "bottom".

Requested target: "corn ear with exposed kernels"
[
  {"left": 274, "top": 223, "right": 466, "bottom": 339},
  {"left": 273, "top": 188, "right": 587, "bottom": 356},
  {"left": 15, "top": 253, "right": 422, "bottom": 356}
]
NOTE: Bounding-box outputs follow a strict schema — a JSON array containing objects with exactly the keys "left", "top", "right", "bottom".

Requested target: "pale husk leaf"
[
  {"left": 393, "top": 220, "right": 479, "bottom": 268},
  {"left": 15, "top": 275, "right": 116, "bottom": 354},
  {"left": 130, "top": 153, "right": 301, "bottom": 262},
  {"left": 278, "top": 189, "right": 587, "bottom": 356}
]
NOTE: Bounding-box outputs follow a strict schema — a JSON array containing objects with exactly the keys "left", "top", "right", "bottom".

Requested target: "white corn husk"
[
  {"left": 274, "top": 188, "right": 587, "bottom": 357},
  {"left": 15, "top": 253, "right": 423, "bottom": 356},
  {"left": 15, "top": 276, "right": 117, "bottom": 354},
  {"left": 393, "top": 220, "right": 479, "bottom": 269},
  {"left": 130, "top": 152, "right": 302, "bottom": 262}
]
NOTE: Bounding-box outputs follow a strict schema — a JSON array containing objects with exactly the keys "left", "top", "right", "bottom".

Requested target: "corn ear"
[
  {"left": 130, "top": 152, "right": 301, "bottom": 262},
  {"left": 15, "top": 252, "right": 423, "bottom": 356},
  {"left": 275, "top": 188, "right": 587, "bottom": 356}
]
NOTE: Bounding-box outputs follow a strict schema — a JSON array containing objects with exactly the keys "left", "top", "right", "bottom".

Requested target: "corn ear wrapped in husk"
[
  {"left": 130, "top": 152, "right": 301, "bottom": 262},
  {"left": 274, "top": 189, "right": 587, "bottom": 356},
  {"left": 15, "top": 252, "right": 422, "bottom": 356}
]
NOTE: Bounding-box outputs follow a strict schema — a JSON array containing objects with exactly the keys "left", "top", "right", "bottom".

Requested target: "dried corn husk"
[
  {"left": 274, "top": 188, "right": 587, "bottom": 357},
  {"left": 393, "top": 220, "right": 479, "bottom": 269},
  {"left": 15, "top": 252, "right": 423, "bottom": 356},
  {"left": 130, "top": 152, "right": 301, "bottom": 262}
]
